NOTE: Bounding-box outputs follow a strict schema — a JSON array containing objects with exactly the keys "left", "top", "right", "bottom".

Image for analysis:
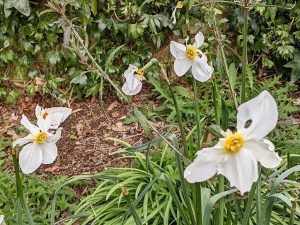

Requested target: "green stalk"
[
  {"left": 289, "top": 207, "right": 296, "bottom": 225},
  {"left": 71, "top": 27, "right": 129, "bottom": 103},
  {"left": 192, "top": 78, "right": 201, "bottom": 150},
  {"left": 169, "top": 84, "right": 197, "bottom": 225},
  {"left": 17, "top": 199, "right": 23, "bottom": 225},
  {"left": 184, "top": 0, "right": 191, "bottom": 38},
  {"left": 212, "top": 78, "right": 221, "bottom": 125},
  {"left": 216, "top": 176, "right": 225, "bottom": 225},
  {"left": 211, "top": 77, "right": 224, "bottom": 225},
  {"left": 241, "top": 182, "right": 257, "bottom": 225},
  {"left": 121, "top": 186, "right": 142, "bottom": 225},
  {"left": 162, "top": 173, "right": 191, "bottom": 225},
  {"left": 175, "top": 151, "right": 197, "bottom": 225},
  {"left": 256, "top": 166, "right": 262, "bottom": 224},
  {"left": 141, "top": 58, "right": 158, "bottom": 71},
  {"left": 12, "top": 154, "right": 34, "bottom": 225},
  {"left": 192, "top": 78, "right": 202, "bottom": 225},
  {"left": 169, "top": 85, "right": 189, "bottom": 158},
  {"left": 213, "top": 16, "right": 238, "bottom": 109},
  {"left": 219, "top": 46, "right": 238, "bottom": 109},
  {"left": 241, "top": 1, "right": 249, "bottom": 103}
]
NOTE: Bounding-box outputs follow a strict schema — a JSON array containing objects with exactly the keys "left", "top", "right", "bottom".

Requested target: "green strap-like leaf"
[{"left": 203, "top": 189, "right": 238, "bottom": 225}]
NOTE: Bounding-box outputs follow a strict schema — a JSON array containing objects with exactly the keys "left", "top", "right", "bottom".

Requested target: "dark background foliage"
[{"left": 0, "top": 0, "right": 299, "bottom": 105}]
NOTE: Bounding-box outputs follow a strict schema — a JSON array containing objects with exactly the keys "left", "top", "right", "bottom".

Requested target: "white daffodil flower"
[
  {"left": 35, "top": 105, "right": 72, "bottom": 129},
  {"left": 171, "top": 1, "right": 184, "bottom": 24},
  {"left": 184, "top": 91, "right": 282, "bottom": 194},
  {"left": 0, "top": 215, "right": 4, "bottom": 225},
  {"left": 122, "top": 64, "right": 145, "bottom": 96},
  {"left": 170, "top": 32, "right": 214, "bottom": 82},
  {"left": 13, "top": 115, "right": 62, "bottom": 174}
]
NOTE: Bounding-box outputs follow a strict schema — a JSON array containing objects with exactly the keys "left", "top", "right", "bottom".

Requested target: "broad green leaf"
[
  {"left": 174, "top": 86, "right": 192, "bottom": 99},
  {"left": 4, "top": 0, "right": 31, "bottom": 17},
  {"left": 71, "top": 75, "right": 87, "bottom": 85},
  {"left": 46, "top": 51, "right": 61, "bottom": 65},
  {"left": 128, "top": 23, "right": 146, "bottom": 40},
  {"left": 5, "top": 90, "right": 19, "bottom": 105}
]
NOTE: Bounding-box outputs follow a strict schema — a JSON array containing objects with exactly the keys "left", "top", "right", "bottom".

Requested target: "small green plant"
[{"left": 0, "top": 136, "right": 78, "bottom": 225}]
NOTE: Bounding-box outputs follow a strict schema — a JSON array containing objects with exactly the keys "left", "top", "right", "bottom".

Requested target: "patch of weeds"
[{"left": 0, "top": 136, "right": 79, "bottom": 225}]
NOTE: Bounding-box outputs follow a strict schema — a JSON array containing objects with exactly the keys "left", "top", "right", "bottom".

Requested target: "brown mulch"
[{"left": 0, "top": 86, "right": 158, "bottom": 176}]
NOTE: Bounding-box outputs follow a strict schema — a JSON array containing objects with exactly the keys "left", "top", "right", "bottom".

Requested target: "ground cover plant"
[{"left": 0, "top": 0, "right": 300, "bottom": 225}]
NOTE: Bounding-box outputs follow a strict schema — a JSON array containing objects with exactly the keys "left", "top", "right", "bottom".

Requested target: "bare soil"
[{"left": 0, "top": 86, "right": 156, "bottom": 176}]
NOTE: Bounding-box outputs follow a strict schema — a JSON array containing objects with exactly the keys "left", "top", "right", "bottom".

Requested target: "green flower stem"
[
  {"left": 141, "top": 58, "right": 158, "bottom": 71},
  {"left": 212, "top": 78, "right": 221, "bottom": 125},
  {"left": 242, "top": 182, "right": 257, "bottom": 225},
  {"left": 213, "top": 16, "right": 238, "bottom": 109},
  {"left": 169, "top": 85, "right": 189, "bottom": 158},
  {"left": 12, "top": 154, "right": 34, "bottom": 225},
  {"left": 121, "top": 187, "right": 142, "bottom": 225},
  {"left": 184, "top": 0, "right": 191, "bottom": 38},
  {"left": 175, "top": 150, "right": 197, "bottom": 225},
  {"left": 192, "top": 78, "right": 201, "bottom": 150},
  {"left": 17, "top": 199, "right": 23, "bottom": 225},
  {"left": 289, "top": 203, "right": 296, "bottom": 225},
  {"left": 216, "top": 175, "right": 225, "bottom": 225},
  {"left": 192, "top": 78, "right": 203, "bottom": 225},
  {"left": 71, "top": 27, "right": 129, "bottom": 103},
  {"left": 211, "top": 76, "right": 224, "bottom": 225},
  {"left": 241, "top": 1, "right": 249, "bottom": 103},
  {"left": 256, "top": 166, "right": 262, "bottom": 223},
  {"left": 169, "top": 83, "right": 197, "bottom": 225}
]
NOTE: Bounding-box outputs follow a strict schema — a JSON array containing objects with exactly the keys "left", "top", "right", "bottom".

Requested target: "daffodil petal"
[
  {"left": 122, "top": 76, "right": 142, "bottom": 95},
  {"left": 21, "top": 115, "right": 39, "bottom": 135},
  {"left": 218, "top": 149, "right": 258, "bottom": 195},
  {"left": 184, "top": 147, "right": 224, "bottom": 183},
  {"left": 171, "top": 8, "right": 177, "bottom": 24},
  {"left": 124, "top": 64, "right": 137, "bottom": 79},
  {"left": 244, "top": 139, "right": 282, "bottom": 168},
  {"left": 41, "top": 107, "right": 71, "bottom": 129},
  {"left": 170, "top": 41, "right": 186, "bottom": 60},
  {"left": 0, "top": 215, "right": 4, "bottom": 224},
  {"left": 237, "top": 91, "right": 278, "bottom": 140},
  {"left": 37, "top": 116, "right": 51, "bottom": 132},
  {"left": 191, "top": 55, "right": 213, "bottom": 82},
  {"left": 13, "top": 134, "right": 34, "bottom": 147},
  {"left": 19, "top": 143, "right": 43, "bottom": 174},
  {"left": 35, "top": 104, "right": 42, "bottom": 118},
  {"left": 41, "top": 142, "right": 58, "bottom": 164},
  {"left": 47, "top": 128, "right": 62, "bottom": 143},
  {"left": 193, "top": 32, "right": 204, "bottom": 48},
  {"left": 174, "top": 58, "right": 192, "bottom": 76}
]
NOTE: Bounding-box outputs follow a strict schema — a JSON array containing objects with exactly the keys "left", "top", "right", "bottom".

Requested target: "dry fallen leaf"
[
  {"left": 107, "top": 101, "right": 119, "bottom": 111},
  {"left": 44, "top": 166, "right": 59, "bottom": 172},
  {"left": 112, "top": 122, "right": 127, "bottom": 132}
]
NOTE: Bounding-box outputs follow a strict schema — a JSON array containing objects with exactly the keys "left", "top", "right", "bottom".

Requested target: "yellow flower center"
[
  {"left": 42, "top": 112, "right": 49, "bottom": 119},
  {"left": 135, "top": 68, "right": 145, "bottom": 80},
  {"left": 176, "top": 1, "right": 184, "bottom": 9},
  {"left": 185, "top": 45, "right": 197, "bottom": 60},
  {"left": 34, "top": 131, "right": 47, "bottom": 144},
  {"left": 224, "top": 132, "right": 245, "bottom": 153}
]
